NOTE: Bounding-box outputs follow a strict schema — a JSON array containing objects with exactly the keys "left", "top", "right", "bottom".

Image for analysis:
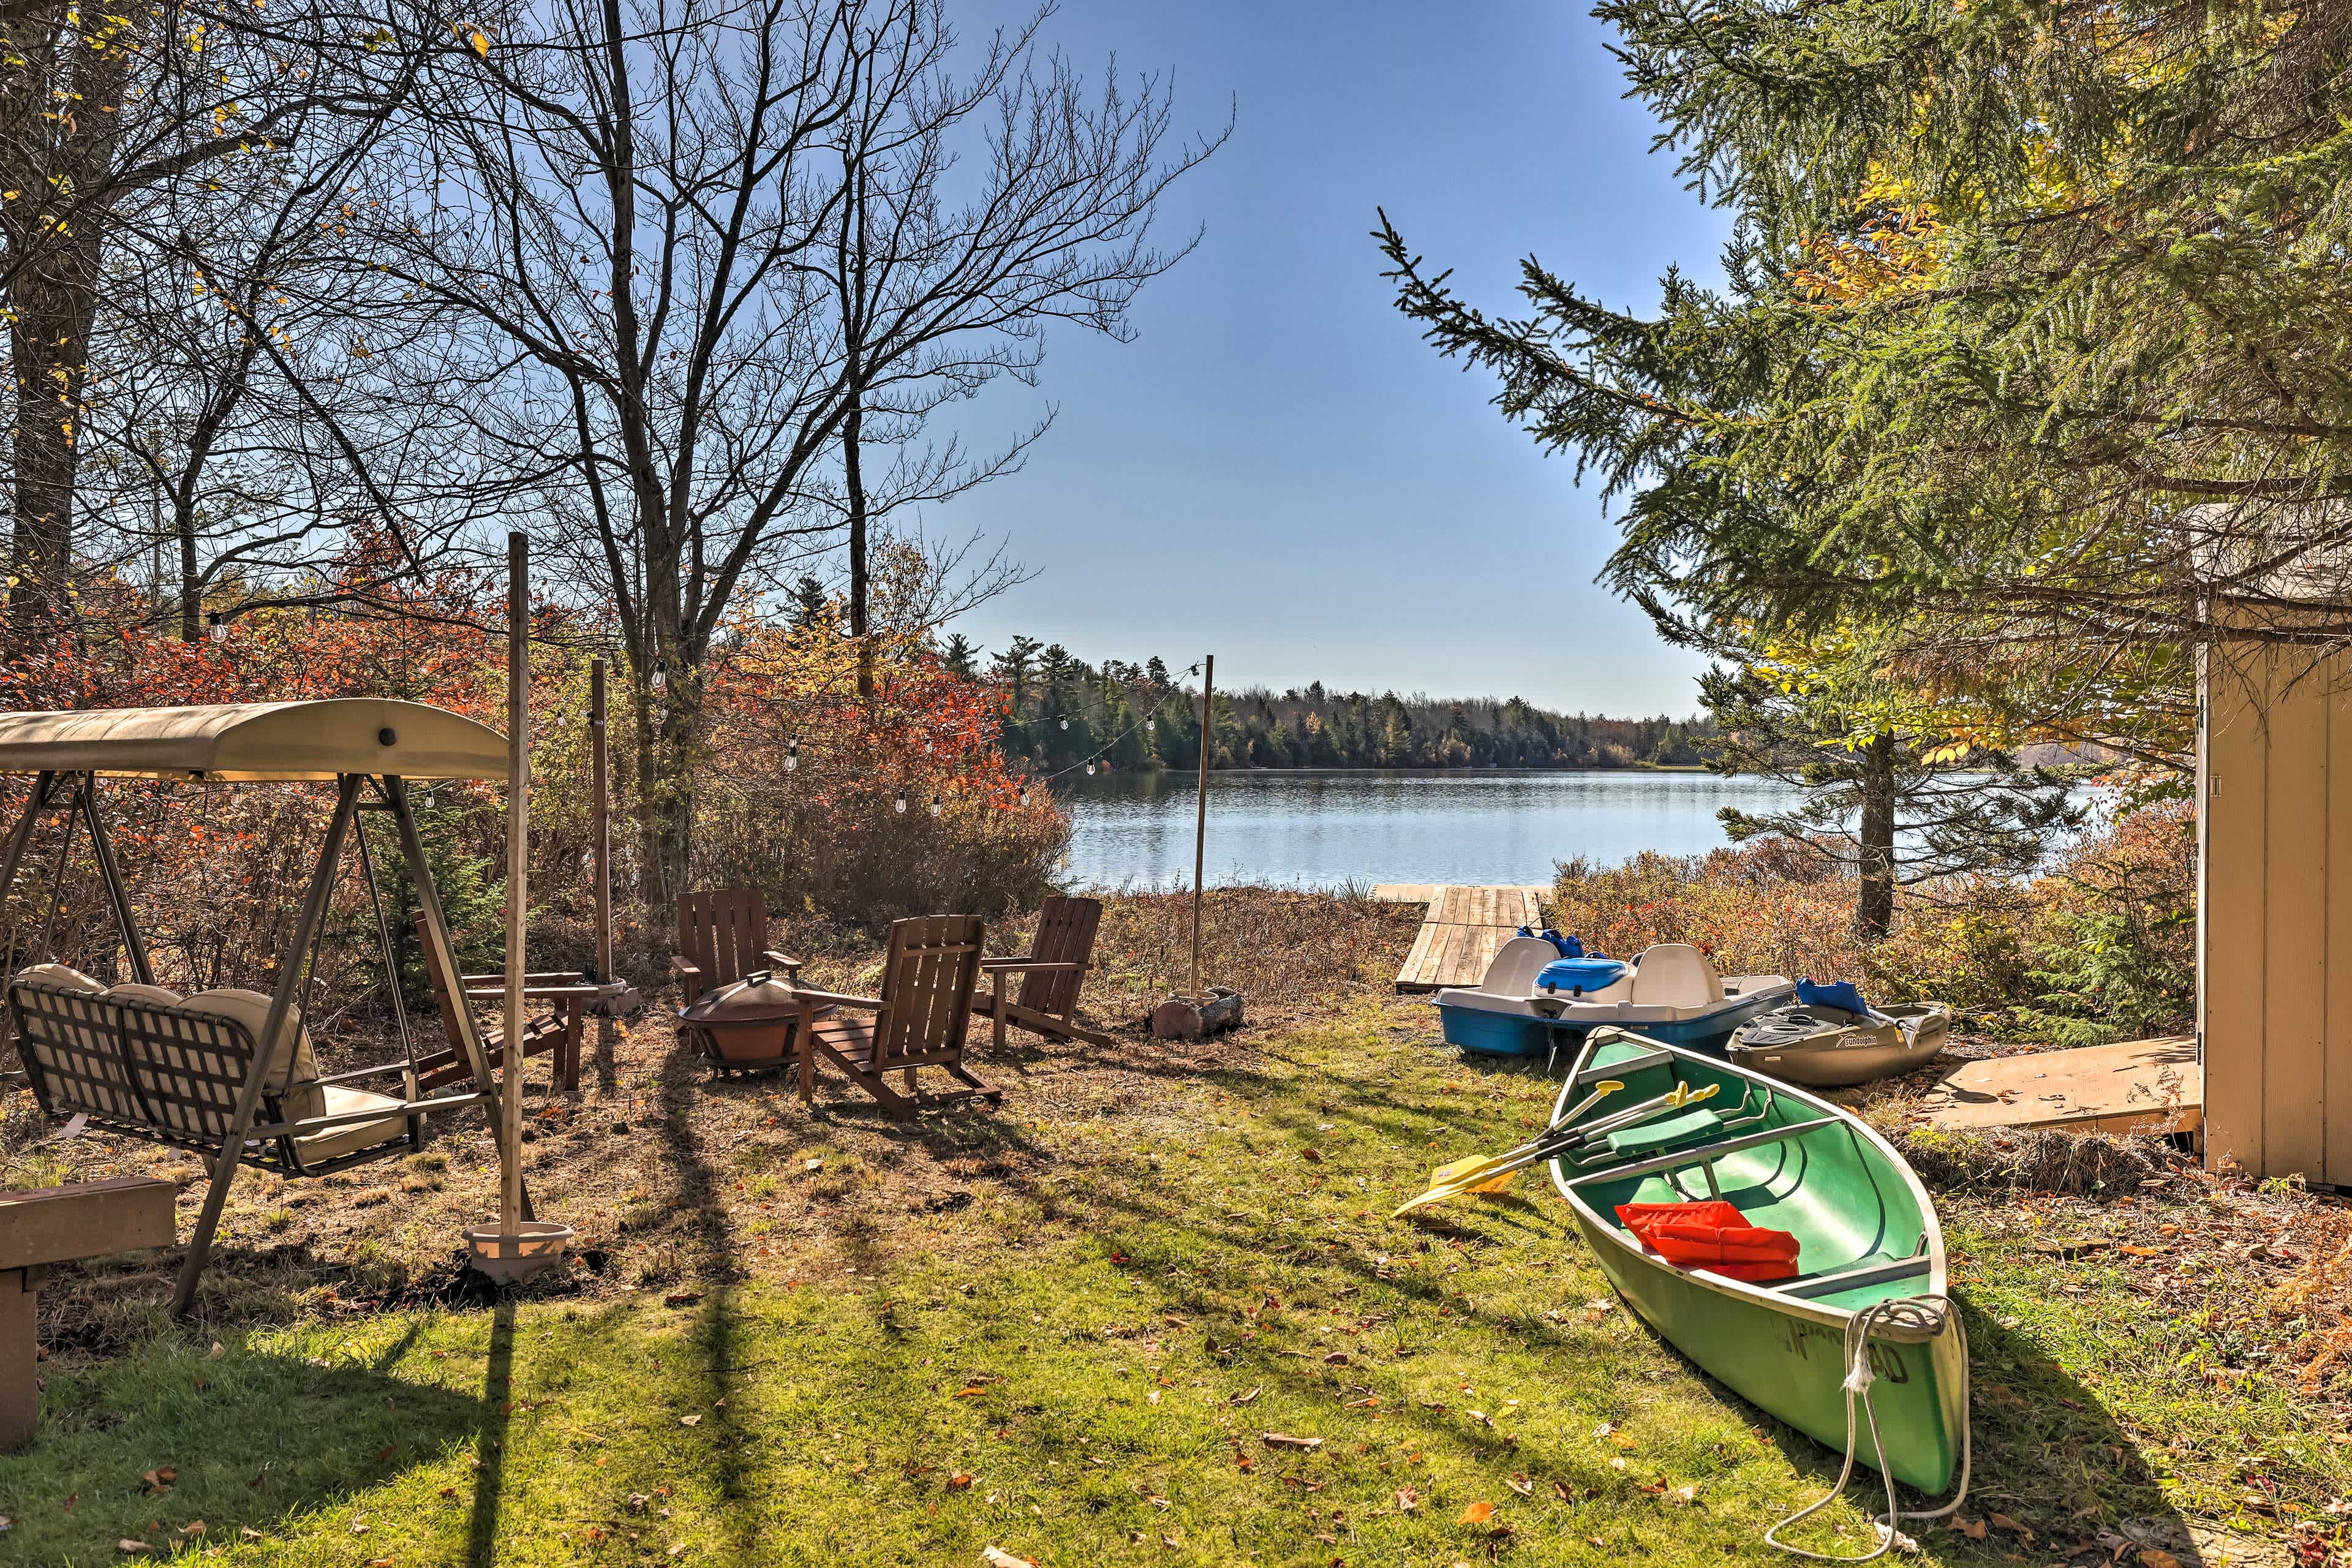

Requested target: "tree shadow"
[{"left": 0, "top": 1329, "right": 482, "bottom": 1562}]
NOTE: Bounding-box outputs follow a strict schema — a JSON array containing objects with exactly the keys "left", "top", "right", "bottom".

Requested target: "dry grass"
[{"left": 0, "top": 888, "right": 1420, "bottom": 1351}]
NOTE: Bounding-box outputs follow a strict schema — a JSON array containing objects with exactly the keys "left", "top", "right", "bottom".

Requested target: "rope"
[{"left": 1764, "top": 1293, "right": 1971, "bottom": 1562}]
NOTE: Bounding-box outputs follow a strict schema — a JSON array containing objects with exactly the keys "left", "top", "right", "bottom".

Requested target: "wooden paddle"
[{"left": 1392, "top": 1080, "right": 1724, "bottom": 1216}]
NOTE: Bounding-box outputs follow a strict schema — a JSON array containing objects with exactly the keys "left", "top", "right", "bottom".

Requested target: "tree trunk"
[
  {"left": 177, "top": 493, "right": 201, "bottom": 642},
  {"left": 845, "top": 393, "right": 873, "bottom": 705},
  {"left": 1854, "top": 731, "right": 1897, "bottom": 940},
  {"left": 2, "top": 12, "right": 123, "bottom": 640}
]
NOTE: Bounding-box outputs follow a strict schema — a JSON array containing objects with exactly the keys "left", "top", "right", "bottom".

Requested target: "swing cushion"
[
  {"left": 181, "top": 989, "right": 325, "bottom": 1121},
  {"left": 10, "top": 965, "right": 138, "bottom": 1121},
  {"left": 1616, "top": 1199, "right": 1801, "bottom": 1282},
  {"left": 291, "top": 1085, "right": 410, "bottom": 1164}
]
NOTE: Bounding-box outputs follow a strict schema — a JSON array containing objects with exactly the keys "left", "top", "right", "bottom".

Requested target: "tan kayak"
[{"left": 1724, "top": 1001, "right": 1951, "bottom": 1088}]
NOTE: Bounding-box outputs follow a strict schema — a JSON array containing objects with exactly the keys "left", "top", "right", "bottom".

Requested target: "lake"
[{"left": 1054, "top": 768, "right": 1809, "bottom": 889}]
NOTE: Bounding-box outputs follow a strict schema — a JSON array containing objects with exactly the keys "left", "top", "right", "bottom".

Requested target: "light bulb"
[
  {"left": 785, "top": 736, "right": 798, "bottom": 772},
  {"left": 929, "top": 793, "right": 941, "bottom": 817},
  {"left": 1059, "top": 717, "right": 1068, "bottom": 731},
  {"left": 650, "top": 663, "right": 666, "bottom": 692},
  {"left": 1019, "top": 787, "right": 1030, "bottom": 805},
  {"left": 894, "top": 790, "right": 907, "bottom": 814},
  {"left": 923, "top": 738, "right": 933, "bottom": 755},
  {"left": 1146, "top": 718, "right": 1155, "bottom": 732},
  {"left": 1084, "top": 762, "right": 1094, "bottom": 775},
  {"left": 207, "top": 612, "right": 227, "bottom": 644}
]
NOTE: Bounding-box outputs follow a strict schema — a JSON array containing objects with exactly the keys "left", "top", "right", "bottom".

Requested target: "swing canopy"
[{"left": 0, "top": 699, "right": 507, "bottom": 782}]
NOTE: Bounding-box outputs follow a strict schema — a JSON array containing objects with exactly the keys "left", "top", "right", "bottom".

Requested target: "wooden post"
[
  {"left": 503, "top": 531, "right": 529, "bottom": 1234},
  {"left": 591, "top": 657, "right": 612, "bottom": 989},
  {"left": 1189, "top": 654, "right": 1213, "bottom": 1000}
]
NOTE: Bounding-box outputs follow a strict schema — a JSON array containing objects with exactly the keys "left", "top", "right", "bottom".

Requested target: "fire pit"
[{"left": 679, "top": 970, "right": 817, "bottom": 1076}]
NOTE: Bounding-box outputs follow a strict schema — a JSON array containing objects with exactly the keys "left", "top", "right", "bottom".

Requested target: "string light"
[
  {"left": 1146, "top": 717, "right": 1155, "bottom": 733},
  {"left": 922, "top": 737, "right": 933, "bottom": 755},
  {"left": 650, "top": 662, "right": 667, "bottom": 692},
  {"left": 928, "top": 792, "right": 942, "bottom": 817},
  {"left": 207, "top": 611, "right": 227, "bottom": 644},
  {"left": 1084, "top": 761, "right": 1094, "bottom": 775},
  {"left": 785, "top": 736, "right": 799, "bottom": 772},
  {"left": 1059, "top": 717, "right": 1068, "bottom": 731},
  {"left": 894, "top": 789, "right": 908, "bottom": 814},
  {"left": 1019, "top": 786, "right": 1030, "bottom": 805}
]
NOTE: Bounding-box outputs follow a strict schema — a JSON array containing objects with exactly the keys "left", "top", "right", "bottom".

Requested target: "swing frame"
[{"left": 0, "top": 699, "right": 530, "bottom": 1317}]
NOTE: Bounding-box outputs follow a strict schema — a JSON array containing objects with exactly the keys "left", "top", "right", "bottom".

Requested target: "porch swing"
[{"left": 0, "top": 698, "right": 533, "bottom": 1316}]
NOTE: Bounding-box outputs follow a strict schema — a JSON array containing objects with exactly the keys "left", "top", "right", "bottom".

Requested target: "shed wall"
[{"left": 2200, "top": 645, "right": 2351, "bottom": 1182}]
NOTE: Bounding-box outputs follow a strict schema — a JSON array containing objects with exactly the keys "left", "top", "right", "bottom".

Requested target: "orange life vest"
[{"left": 1615, "top": 1199, "right": 1801, "bottom": 1283}]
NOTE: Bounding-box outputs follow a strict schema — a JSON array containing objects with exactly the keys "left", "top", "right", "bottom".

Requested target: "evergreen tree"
[
  {"left": 941, "top": 633, "right": 978, "bottom": 678},
  {"left": 1700, "top": 660, "right": 2079, "bottom": 938}
]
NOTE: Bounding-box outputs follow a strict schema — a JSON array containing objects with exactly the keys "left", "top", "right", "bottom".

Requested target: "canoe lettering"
[{"left": 1781, "top": 1317, "right": 1910, "bottom": 1382}]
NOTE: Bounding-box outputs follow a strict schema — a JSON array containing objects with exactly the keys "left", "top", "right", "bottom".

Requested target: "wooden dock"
[
  {"left": 1375, "top": 884, "right": 1548, "bottom": 992},
  {"left": 1910, "top": 1036, "right": 2201, "bottom": 1139}
]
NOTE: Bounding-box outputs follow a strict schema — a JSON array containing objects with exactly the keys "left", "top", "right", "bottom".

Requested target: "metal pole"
[
  {"left": 503, "top": 531, "right": 529, "bottom": 1234},
  {"left": 385, "top": 775, "right": 527, "bottom": 1220},
  {"left": 591, "top": 657, "right": 611, "bottom": 988},
  {"left": 1189, "top": 654, "right": 1213, "bottom": 1000},
  {"left": 0, "top": 772, "right": 58, "bottom": 968},
  {"left": 78, "top": 774, "right": 154, "bottom": 986},
  {"left": 172, "top": 772, "right": 362, "bottom": 1318}
]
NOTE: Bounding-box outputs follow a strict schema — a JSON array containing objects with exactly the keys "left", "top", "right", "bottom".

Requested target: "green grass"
[{"left": 1, "top": 1001, "right": 2341, "bottom": 1565}]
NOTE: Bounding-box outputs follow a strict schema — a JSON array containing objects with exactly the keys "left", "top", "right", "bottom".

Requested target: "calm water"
[{"left": 1054, "top": 769, "right": 1809, "bottom": 889}]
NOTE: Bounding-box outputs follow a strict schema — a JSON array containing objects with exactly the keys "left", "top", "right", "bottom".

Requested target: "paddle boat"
[
  {"left": 1431, "top": 936, "right": 1793, "bottom": 1059},
  {"left": 1544, "top": 1027, "right": 1967, "bottom": 1499},
  {"left": 1726, "top": 979, "right": 1952, "bottom": 1089}
]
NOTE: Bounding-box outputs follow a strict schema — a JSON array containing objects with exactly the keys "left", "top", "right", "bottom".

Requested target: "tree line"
[
  {"left": 954, "top": 635, "right": 1712, "bottom": 772},
  {"left": 0, "top": 0, "right": 1224, "bottom": 927}
]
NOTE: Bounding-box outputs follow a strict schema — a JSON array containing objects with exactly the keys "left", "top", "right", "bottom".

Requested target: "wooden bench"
[{"left": 0, "top": 1177, "right": 175, "bottom": 1448}]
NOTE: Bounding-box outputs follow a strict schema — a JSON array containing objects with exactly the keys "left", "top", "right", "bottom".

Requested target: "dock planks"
[
  {"left": 1909, "top": 1036, "right": 2201, "bottom": 1140},
  {"left": 1375, "top": 884, "right": 1548, "bottom": 992}
]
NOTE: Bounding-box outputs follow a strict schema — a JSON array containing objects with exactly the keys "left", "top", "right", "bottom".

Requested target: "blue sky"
[{"left": 936, "top": 1, "right": 1733, "bottom": 715}]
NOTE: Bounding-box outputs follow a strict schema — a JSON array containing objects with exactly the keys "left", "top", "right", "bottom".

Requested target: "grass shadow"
[{"left": 0, "top": 1334, "right": 484, "bottom": 1562}]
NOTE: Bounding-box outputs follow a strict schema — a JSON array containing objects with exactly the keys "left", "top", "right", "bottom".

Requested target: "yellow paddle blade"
[
  {"left": 1392, "top": 1080, "right": 1626, "bottom": 1216},
  {"left": 1431, "top": 1155, "right": 1517, "bottom": 1196}
]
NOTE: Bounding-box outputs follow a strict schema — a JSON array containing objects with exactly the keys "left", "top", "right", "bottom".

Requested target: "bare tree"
[
  {"left": 382, "top": 0, "right": 1217, "bottom": 910},
  {"left": 821, "top": 1, "right": 1223, "bottom": 699},
  {"left": 0, "top": 0, "right": 443, "bottom": 639}
]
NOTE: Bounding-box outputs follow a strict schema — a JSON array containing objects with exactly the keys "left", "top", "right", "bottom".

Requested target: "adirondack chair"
[
  {"left": 785, "top": 915, "right": 997, "bottom": 1118},
  {"left": 672, "top": 886, "right": 801, "bottom": 1001},
  {"left": 410, "top": 913, "right": 592, "bottom": 1093},
  {"left": 970, "top": 895, "right": 1112, "bottom": 1049}
]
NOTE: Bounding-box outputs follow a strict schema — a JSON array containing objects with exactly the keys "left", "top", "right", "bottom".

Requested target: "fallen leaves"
[
  {"left": 1458, "top": 1500, "right": 1497, "bottom": 1525},
  {"left": 1262, "top": 1433, "right": 1324, "bottom": 1451},
  {"left": 981, "top": 1549, "right": 1036, "bottom": 1568},
  {"left": 140, "top": 1468, "right": 177, "bottom": 1496},
  {"left": 679, "top": 1414, "right": 702, "bottom": 1427},
  {"left": 1395, "top": 1487, "right": 1420, "bottom": 1512},
  {"left": 1506, "top": 1475, "right": 1532, "bottom": 1496},
  {"left": 948, "top": 1473, "right": 974, "bottom": 1490}
]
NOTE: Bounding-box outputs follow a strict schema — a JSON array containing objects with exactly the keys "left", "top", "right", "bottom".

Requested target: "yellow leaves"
[
  {"left": 453, "top": 21, "right": 490, "bottom": 55},
  {"left": 1458, "top": 1499, "right": 1498, "bottom": 1525}
]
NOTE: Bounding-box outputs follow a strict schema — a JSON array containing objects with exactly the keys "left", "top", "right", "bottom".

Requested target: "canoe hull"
[
  {"left": 1548, "top": 1030, "right": 1967, "bottom": 1494},
  {"left": 1561, "top": 1203, "right": 1967, "bottom": 1493},
  {"left": 1725, "top": 1006, "right": 1951, "bottom": 1088}
]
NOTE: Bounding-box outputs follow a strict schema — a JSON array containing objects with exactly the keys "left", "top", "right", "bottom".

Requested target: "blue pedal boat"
[{"left": 1433, "top": 938, "right": 1793, "bottom": 1060}]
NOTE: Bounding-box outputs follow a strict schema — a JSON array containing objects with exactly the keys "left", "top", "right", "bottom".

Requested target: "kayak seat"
[{"left": 1606, "top": 1106, "right": 1726, "bottom": 1157}]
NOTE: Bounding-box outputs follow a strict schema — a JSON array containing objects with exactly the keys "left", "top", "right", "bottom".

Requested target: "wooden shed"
[{"left": 2198, "top": 640, "right": 2352, "bottom": 1182}]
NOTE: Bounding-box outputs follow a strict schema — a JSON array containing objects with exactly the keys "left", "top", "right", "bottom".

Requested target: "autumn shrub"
[
  {"left": 1549, "top": 801, "right": 2194, "bottom": 1039},
  {"left": 0, "top": 562, "right": 1066, "bottom": 1047}
]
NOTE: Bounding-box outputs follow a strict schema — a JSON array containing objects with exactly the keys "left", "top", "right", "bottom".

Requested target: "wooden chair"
[
  {"left": 971, "top": 895, "right": 1112, "bottom": 1048},
  {"left": 673, "top": 886, "right": 801, "bottom": 1001},
  {"left": 410, "top": 913, "right": 592, "bottom": 1093},
  {"left": 785, "top": 915, "right": 998, "bottom": 1118}
]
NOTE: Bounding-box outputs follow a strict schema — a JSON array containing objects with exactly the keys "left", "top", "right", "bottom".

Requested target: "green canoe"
[{"left": 1545, "top": 1027, "right": 1967, "bottom": 1495}]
